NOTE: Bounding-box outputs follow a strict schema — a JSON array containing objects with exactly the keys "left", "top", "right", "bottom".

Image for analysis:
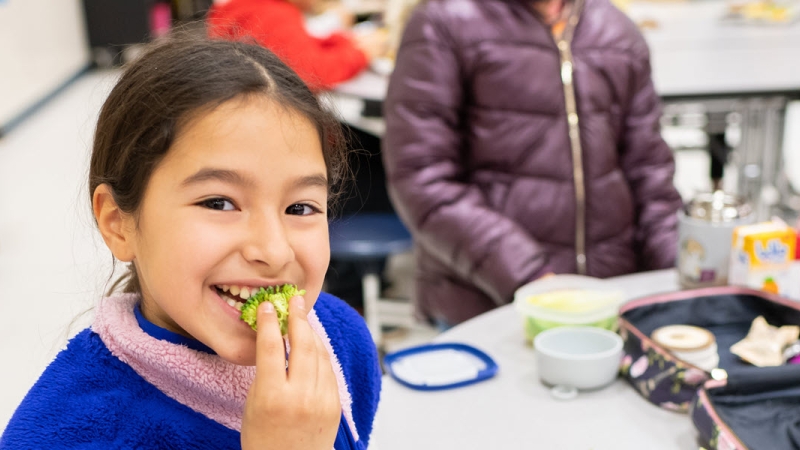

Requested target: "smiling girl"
[{"left": 0, "top": 38, "right": 380, "bottom": 449}]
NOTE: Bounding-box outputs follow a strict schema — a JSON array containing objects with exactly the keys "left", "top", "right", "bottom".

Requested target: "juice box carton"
[{"left": 729, "top": 220, "right": 797, "bottom": 297}]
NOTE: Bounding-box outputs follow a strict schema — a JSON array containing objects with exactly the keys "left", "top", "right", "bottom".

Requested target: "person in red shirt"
[{"left": 208, "top": 0, "right": 384, "bottom": 90}]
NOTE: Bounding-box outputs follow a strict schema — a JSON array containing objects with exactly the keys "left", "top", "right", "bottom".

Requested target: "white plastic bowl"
[{"left": 534, "top": 326, "right": 623, "bottom": 391}]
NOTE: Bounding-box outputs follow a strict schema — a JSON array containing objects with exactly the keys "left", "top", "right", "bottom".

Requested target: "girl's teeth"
[
  {"left": 224, "top": 297, "right": 243, "bottom": 311},
  {"left": 218, "top": 284, "right": 269, "bottom": 303}
]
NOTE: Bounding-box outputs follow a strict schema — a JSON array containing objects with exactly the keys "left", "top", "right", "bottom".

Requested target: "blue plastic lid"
[{"left": 383, "top": 343, "right": 499, "bottom": 391}]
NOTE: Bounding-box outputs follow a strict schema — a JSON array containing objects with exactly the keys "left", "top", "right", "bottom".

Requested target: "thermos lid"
[{"left": 685, "top": 190, "right": 752, "bottom": 223}]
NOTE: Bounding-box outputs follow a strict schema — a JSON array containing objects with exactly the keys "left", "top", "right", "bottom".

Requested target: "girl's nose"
[{"left": 241, "top": 214, "right": 295, "bottom": 269}]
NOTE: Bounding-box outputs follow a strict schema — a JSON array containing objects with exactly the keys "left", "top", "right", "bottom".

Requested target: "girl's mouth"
[{"left": 213, "top": 284, "right": 261, "bottom": 312}]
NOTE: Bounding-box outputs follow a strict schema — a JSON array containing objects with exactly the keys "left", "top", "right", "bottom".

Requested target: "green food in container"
[
  {"left": 524, "top": 314, "right": 619, "bottom": 341},
  {"left": 513, "top": 279, "right": 625, "bottom": 342}
]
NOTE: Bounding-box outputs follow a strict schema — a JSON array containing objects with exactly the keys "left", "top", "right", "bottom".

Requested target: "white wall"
[{"left": 0, "top": 0, "right": 90, "bottom": 129}]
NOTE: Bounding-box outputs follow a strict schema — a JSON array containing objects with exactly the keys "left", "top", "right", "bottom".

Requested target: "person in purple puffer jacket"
[{"left": 382, "top": 0, "right": 683, "bottom": 326}]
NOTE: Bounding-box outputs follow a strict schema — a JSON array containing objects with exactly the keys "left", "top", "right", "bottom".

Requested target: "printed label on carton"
[{"left": 729, "top": 222, "right": 797, "bottom": 298}]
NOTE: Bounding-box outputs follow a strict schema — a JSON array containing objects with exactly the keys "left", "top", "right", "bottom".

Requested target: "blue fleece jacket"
[{"left": 0, "top": 292, "right": 381, "bottom": 449}]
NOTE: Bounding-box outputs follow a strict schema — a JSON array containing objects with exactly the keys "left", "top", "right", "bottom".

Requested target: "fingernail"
[
  {"left": 294, "top": 295, "right": 305, "bottom": 311},
  {"left": 261, "top": 301, "right": 274, "bottom": 314}
]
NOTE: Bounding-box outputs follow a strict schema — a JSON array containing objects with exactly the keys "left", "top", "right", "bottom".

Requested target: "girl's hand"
[
  {"left": 326, "top": 2, "right": 355, "bottom": 28},
  {"left": 241, "top": 296, "right": 342, "bottom": 450},
  {"left": 353, "top": 30, "right": 388, "bottom": 61}
]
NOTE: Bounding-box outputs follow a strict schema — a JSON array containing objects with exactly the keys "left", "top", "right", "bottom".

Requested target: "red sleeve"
[
  {"left": 287, "top": 32, "right": 369, "bottom": 90},
  {"left": 207, "top": 0, "right": 368, "bottom": 90}
]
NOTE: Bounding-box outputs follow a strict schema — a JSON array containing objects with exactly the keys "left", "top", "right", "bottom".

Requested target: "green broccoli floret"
[{"left": 240, "top": 284, "right": 305, "bottom": 335}]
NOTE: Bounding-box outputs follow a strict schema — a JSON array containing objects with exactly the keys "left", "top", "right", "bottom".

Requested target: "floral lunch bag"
[{"left": 618, "top": 286, "right": 800, "bottom": 449}]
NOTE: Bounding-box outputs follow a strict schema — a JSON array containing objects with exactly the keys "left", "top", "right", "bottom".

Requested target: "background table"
[
  {"left": 624, "top": 0, "right": 800, "bottom": 98},
  {"left": 369, "top": 269, "right": 707, "bottom": 450},
  {"left": 331, "top": 0, "right": 800, "bottom": 102},
  {"left": 624, "top": 0, "right": 800, "bottom": 221}
]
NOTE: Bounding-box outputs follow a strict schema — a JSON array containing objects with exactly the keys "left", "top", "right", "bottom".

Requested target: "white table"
[
  {"left": 369, "top": 269, "right": 706, "bottom": 450},
  {"left": 322, "top": 74, "right": 387, "bottom": 137},
  {"left": 330, "top": 0, "right": 800, "bottom": 103},
  {"left": 626, "top": 0, "right": 800, "bottom": 99}
]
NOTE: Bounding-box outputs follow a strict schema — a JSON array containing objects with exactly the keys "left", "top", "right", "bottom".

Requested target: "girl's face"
[{"left": 123, "top": 96, "right": 330, "bottom": 366}]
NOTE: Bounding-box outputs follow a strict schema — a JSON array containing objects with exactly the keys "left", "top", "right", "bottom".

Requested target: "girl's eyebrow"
[
  {"left": 181, "top": 169, "right": 327, "bottom": 190},
  {"left": 181, "top": 168, "right": 254, "bottom": 188},
  {"left": 293, "top": 174, "right": 328, "bottom": 190}
]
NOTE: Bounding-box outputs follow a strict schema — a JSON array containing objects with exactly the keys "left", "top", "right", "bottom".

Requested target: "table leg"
[
  {"left": 736, "top": 97, "right": 787, "bottom": 220},
  {"left": 362, "top": 272, "right": 382, "bottom": 344},
  {"left": 707, "top": 133, "right": 729, "bottom": 191}
]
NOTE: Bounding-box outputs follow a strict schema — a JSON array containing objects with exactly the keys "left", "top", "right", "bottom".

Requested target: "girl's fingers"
[
  {"left": 254, "top": 301, "right": 287, "bottom": 383},
  {"left": 312, "top": 330, "right": 336, "bottom": 392},
  {"left": 243, "top": 312, "right": 341, "bottom": 450},
  {"left": 313, "top": 333, "right": 341, "bottom": 424},
  {"left": 286, "top": 295, "right": 318, "bottom": 383}
]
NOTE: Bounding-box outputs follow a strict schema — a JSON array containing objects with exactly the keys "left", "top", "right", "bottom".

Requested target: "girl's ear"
[{"left": 93, "top": 184, "right": 136, "bottom": 262}]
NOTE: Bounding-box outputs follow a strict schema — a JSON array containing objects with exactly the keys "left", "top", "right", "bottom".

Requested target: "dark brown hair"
[{"left": 90, "top": 36, "right": 349, "bottom": 294}]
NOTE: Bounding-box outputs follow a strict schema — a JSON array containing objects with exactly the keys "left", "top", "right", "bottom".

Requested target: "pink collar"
[{"left": 92, "top": 294, "right": 358, "bottom": 440}]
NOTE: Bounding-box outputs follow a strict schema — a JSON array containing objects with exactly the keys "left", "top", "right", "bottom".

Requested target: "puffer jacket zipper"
[{"left": 555, "top": 0, "right": 587, "bottom": 274}]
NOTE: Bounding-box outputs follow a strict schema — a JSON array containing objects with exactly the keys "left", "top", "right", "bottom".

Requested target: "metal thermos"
[{"left": 677, "top": 191, "right": 754, "bottom": 288}]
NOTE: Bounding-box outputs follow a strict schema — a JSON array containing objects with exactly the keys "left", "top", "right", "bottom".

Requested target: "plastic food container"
[{"left": 513, "top": 275, "right": 625, "bottom": 342}]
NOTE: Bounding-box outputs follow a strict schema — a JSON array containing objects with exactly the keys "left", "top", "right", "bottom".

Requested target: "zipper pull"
[
  {"left": 561, "top": 60, "right": 573, "bottom": 85},
  {"left": 710, "top": 368, "right": 728, "bottom": 381},
  {"left": 557, "top": 40, "right": 572, "bottom": 84}
]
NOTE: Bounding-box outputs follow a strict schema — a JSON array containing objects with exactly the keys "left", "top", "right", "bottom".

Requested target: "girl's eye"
[
  {"left": 286, "top": 203, "right": 319, "bottom": 216},
  {"left": 200, "top": 198, "right": 236, "bottom": 211}
]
